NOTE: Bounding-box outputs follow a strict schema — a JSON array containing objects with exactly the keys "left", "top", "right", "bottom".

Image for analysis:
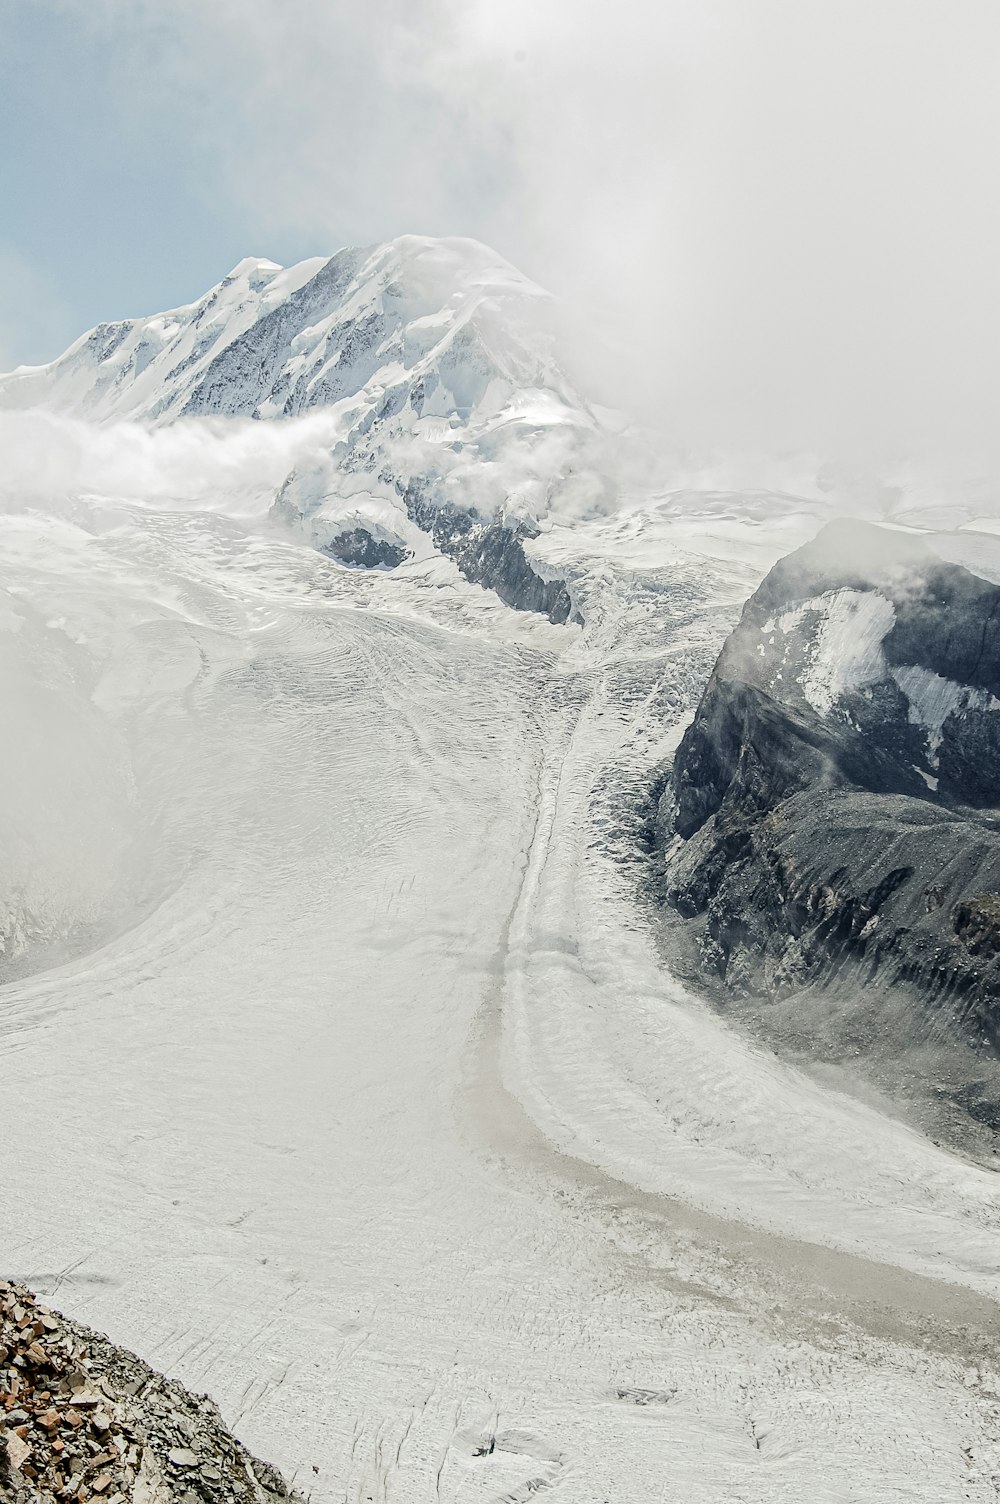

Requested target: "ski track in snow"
[{"left": 2, "top": 502, "right": 1000, "bottom": 1502}]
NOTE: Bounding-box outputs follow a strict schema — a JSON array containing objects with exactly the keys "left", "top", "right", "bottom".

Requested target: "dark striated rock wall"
[
  {"left": 656, "top": 520, "right": 1000, "bottom": 1136},
  {"left": 400, "top": 482, "right": 574, "bottom": 624}
]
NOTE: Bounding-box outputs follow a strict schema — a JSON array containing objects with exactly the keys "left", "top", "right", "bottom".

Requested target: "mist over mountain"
[{"left": 0, "top": 236, "right": 620, "bottom": 617}]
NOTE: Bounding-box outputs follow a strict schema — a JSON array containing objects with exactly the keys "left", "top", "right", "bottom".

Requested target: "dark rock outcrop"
[
  {"left": 271, "top": 467, "right": 576, "bottom": 623},
  {"left": 657, "top": 519, "right": 1000, "bottom": 1137},
  {"left": 400, "top": 482, "right": 574, "bottom": 624},
  {"left": 322, "top": 527, "right": 410, "bottom": 571}
]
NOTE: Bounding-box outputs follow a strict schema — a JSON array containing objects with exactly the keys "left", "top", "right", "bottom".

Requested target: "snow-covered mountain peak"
[
  {"left": 0, "top": 235, "right": 606, "bottom": 619},
  {"left": 225, "top": 255, "right": 283, "bottom": 278},
  {"left": 0, "top": 235, "right": 573, "bottom": 428}
]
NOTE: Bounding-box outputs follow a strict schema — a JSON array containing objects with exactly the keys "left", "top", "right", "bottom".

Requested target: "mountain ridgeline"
[
  {"left": 0, "top": 237, "right": 595, "bottom": 622},
  {"left": 656, "top": 520, "right": 1000, "bottom": 1142}
]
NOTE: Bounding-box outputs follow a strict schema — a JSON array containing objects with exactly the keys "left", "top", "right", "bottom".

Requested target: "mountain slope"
[
  {"left": 657, "top": 520, "right": 1000, "bottom": 1140},
  {"left": 0, "top": 238, "right": 572, "bottom": 426},
  {"left": 0, "top": 238, "right": 598, "bottom": 619}
]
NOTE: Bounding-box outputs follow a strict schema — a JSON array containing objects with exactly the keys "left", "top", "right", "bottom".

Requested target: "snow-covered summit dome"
[{"left": 0, "top": 236, "right": 581, "bottom": 430}]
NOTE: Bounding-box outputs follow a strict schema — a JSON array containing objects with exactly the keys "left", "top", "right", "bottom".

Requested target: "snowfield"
[
  {"left": 2, "top": 242, "right": 1000, "bottom": 1499},
  {"left": 2, "top": 490, "right": 999, "bottom": 1503}
]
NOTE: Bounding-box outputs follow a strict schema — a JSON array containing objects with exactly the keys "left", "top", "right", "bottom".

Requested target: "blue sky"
[
  {"left": 0, "top": 0, "right": 518, "bottom": 366},
  {"left": 0, "top": 3, "right": 318, "bottom": 363},
  {"left": 4, "top": 0, "right": 1000, "bottom": 470}
]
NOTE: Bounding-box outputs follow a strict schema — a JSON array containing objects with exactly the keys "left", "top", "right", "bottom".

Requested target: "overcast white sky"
[{"left": 3, "top": 0, "right": 1000, "bottom": 470}]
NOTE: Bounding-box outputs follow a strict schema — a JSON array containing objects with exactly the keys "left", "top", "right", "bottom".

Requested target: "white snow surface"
[
  {"left": 1, "top": 491, "right": 998, "bottom": 1502},
  {"left": 2, "top": 250, "right": 1000, "bottom": 1499},
  {"left": 890, "top": 662, "right": 1000, "bottom": 762},
  {"left": 0, "top": 239, "right": 566, "bottom": 427},
  {"left": 766, "top": 588, "right": 897, "bottom": 716}
]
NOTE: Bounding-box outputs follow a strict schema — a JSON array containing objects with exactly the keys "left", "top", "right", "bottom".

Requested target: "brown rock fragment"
[{"left": 6, "top": 1429, "right": 32, "bottom": 1471}]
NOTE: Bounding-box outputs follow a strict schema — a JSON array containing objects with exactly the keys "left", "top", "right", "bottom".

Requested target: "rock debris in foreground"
[{"left": 0, "top": 1280, "right": 302, "bottom": 1504}]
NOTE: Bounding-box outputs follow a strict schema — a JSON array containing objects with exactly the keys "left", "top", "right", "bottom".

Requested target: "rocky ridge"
[
  {"left": 0, "top": 1281, "right": 302, "bottom": 1504},
  {"left": 656, "top": 519, "right": 1000, "bottom": 1137}
]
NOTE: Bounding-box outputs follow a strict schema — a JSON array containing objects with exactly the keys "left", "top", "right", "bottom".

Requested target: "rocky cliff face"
[{"left": 658, "top": 520, "right": 1000, "bottom": 1138}]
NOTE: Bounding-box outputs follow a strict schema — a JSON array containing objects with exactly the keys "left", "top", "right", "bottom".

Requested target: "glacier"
[{"left": 2, "top": 242, "right": 1000, "bottom": 1502}]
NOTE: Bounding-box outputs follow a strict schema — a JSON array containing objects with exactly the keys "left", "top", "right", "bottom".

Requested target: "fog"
[
  {"left": 0, "top": 409, "right": 342, "bottom": 515},
  {"left": 23, "top": 0, "right": 997, "bottom": 484}
]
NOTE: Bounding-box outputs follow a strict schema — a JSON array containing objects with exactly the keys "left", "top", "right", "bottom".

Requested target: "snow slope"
[
  {"left": 0, "top": 490, "right": 998, "bottom": 1502},
  {"left": 0, "top": 238, "right": 602, "bottom": 585},
  {"left": 1, "top": 248, "right": 1000, "bottom": 1499},
  {"left": 0, "top": 238, "right": 574, "bottom": 428}
]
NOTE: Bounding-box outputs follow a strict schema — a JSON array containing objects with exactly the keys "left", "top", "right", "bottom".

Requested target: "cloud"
[
  {"left": 432, "top": 1, "right": 1000, "bottom": 471},
  {"left": 0, "top": 407, "right": 340, "bottom": 517},
  {"left": 24, "top": 1, "right": 1000, "bottom": 476}
]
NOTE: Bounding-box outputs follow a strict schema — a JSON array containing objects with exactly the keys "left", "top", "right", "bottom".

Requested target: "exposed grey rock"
[
  {"left": 400, "top": 480, "right": 574, "bottom": 624},
  {"left": 175, "top": 250, "right": 370, "bottom": 421},
  {"left": 322, "top": 527, "right": 410, "bottom": 571},
  {"left": 656, "top": 520, "right": 1000, "bottom": 1142}
]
